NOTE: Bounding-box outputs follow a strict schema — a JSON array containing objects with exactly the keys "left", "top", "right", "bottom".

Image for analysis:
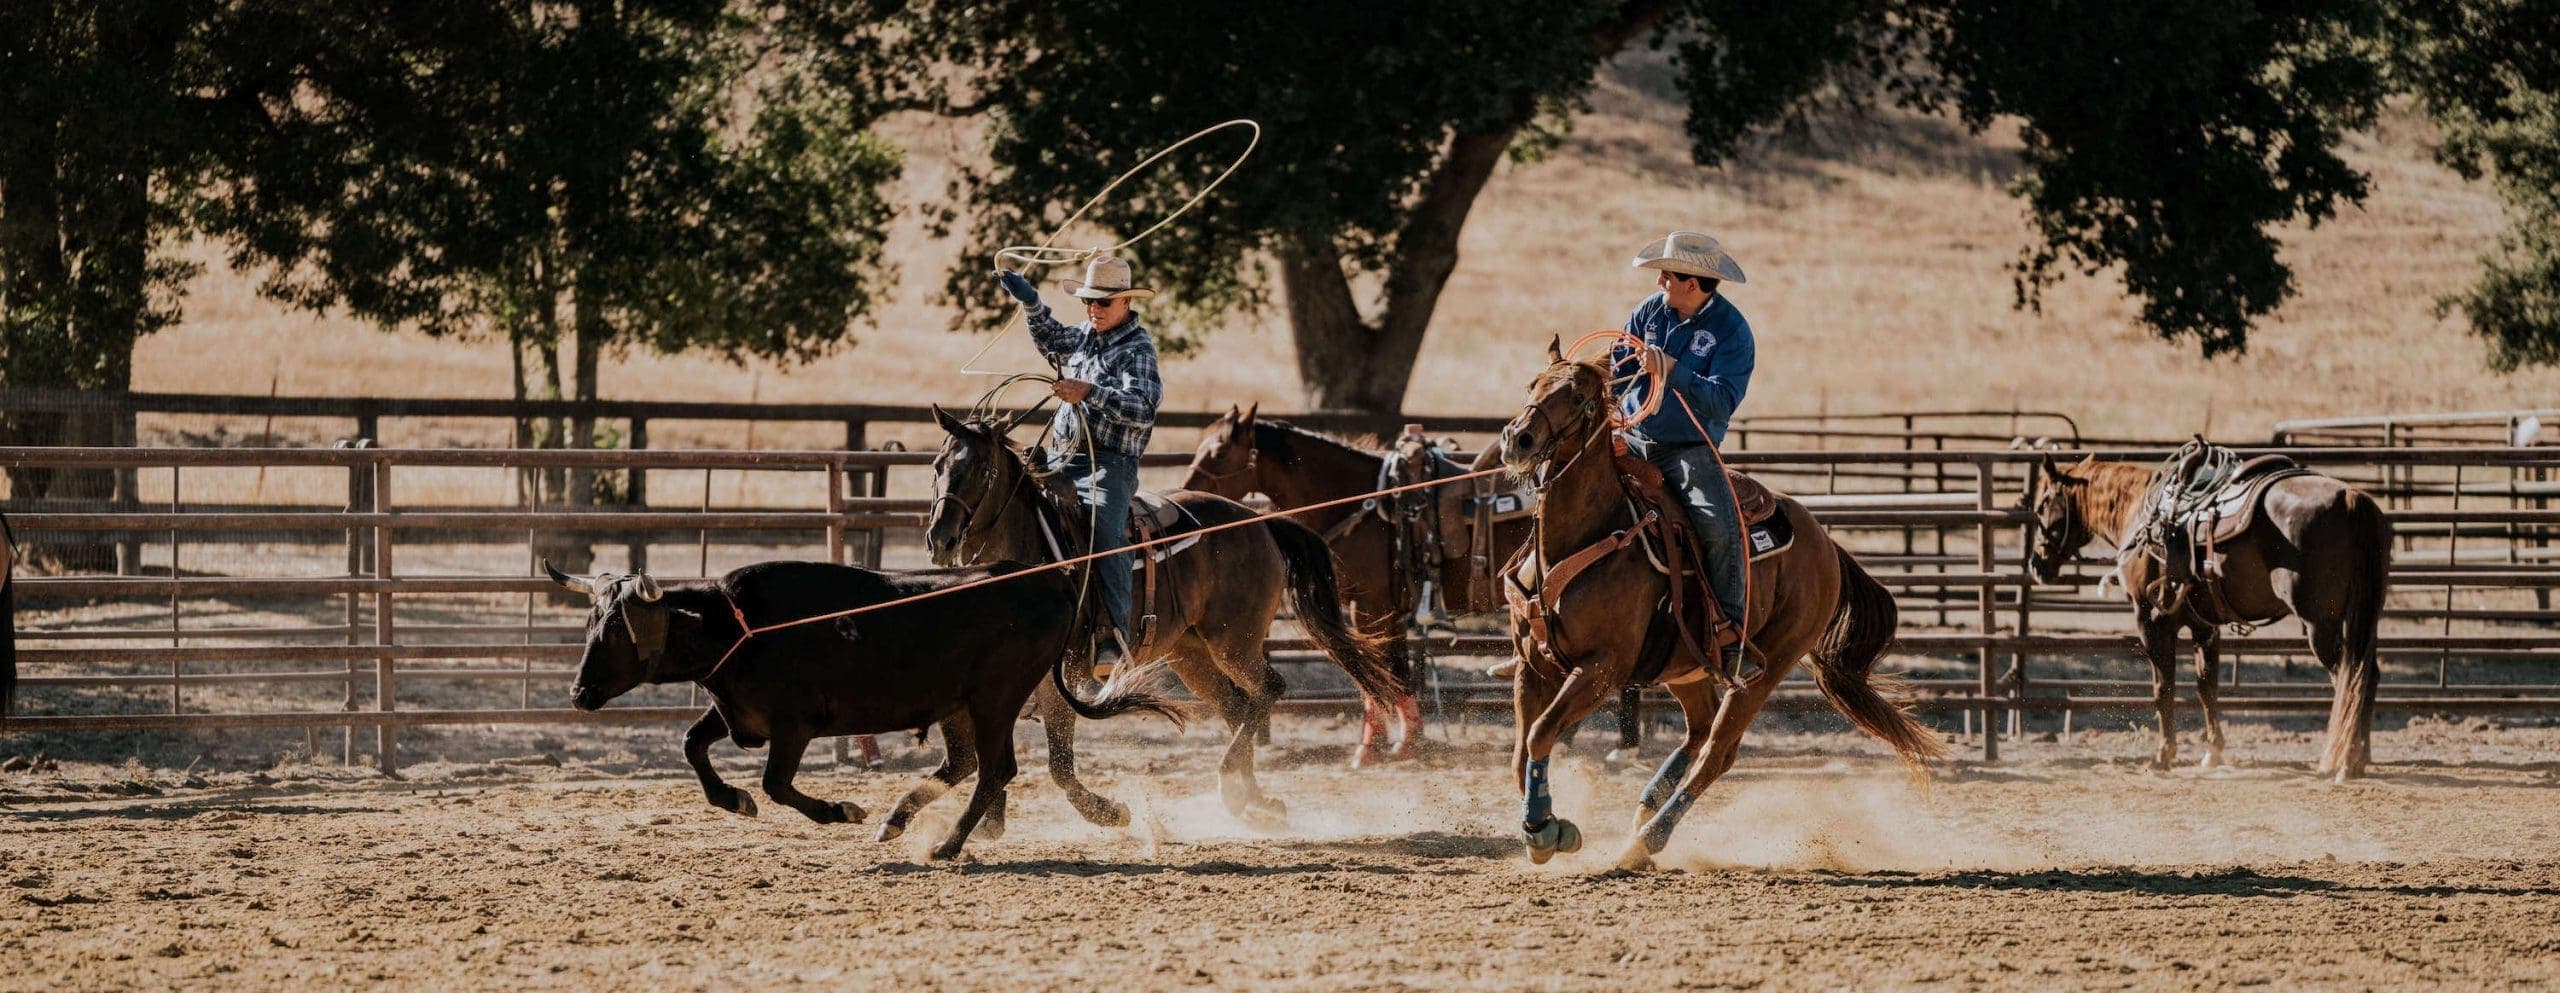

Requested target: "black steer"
[{"left": 549, "top": 558, "right": 1179, "bottom": 860}]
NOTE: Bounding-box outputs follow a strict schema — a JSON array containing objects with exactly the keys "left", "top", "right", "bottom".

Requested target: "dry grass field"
[{"left": 140, "top": 52, "right": 2560, "bottom": 448}]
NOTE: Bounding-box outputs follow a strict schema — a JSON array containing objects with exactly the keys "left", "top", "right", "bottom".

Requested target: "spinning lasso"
[{"left": 958, "top": 119, "right": 1263, "bottom": 375}]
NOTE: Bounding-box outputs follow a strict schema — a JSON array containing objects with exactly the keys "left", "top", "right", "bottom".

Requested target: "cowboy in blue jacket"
[{"left": 1611, "top": 231, "right": 1757, "bottom": 674}]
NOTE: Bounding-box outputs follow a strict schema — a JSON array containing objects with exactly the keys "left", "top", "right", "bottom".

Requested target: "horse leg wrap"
[
  {"left": 1521, "top": 758, "right": 1553, "bottom": 831},
  {"left": 1638, "top": 750, "right": 1695, "bottom": 815},
  {"left": 1637, "top": 789, "right": 1698, "bottom": 854}
]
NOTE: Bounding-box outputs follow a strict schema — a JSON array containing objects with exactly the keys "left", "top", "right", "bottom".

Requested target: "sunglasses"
[{"left": 1082, "top": 297, "right": 1124, "bottom": 308}]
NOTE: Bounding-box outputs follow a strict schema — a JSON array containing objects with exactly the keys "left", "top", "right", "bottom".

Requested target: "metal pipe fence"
[{"left": 4, "top": 444, "right": 2557, "bottom": 772}]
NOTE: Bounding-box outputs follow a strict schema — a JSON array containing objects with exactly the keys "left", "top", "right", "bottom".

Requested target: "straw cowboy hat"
[
  {"left": 1631, "top": 231, "right": 1747, "bottom": 284},
  {"left": 1059, "top": 253, "right": 1157, "bottom": 300}
]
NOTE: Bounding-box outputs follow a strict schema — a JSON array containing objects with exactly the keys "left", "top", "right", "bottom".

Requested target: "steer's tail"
[{"left": 1050, "top": 640, "right": 1187, "bottom": 728}]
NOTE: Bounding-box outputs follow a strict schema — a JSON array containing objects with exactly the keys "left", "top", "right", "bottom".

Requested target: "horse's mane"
[
  {"left": 1252, "top": 418, "right": 1383, "bottom": 462},
  {"left": 2064, "top": 459, "right": 2160, "bottom": 541}
]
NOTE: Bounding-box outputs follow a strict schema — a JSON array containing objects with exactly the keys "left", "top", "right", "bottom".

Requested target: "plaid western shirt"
[{"left": 1023, "top": 303, "right": 1163, "bottom": 454}]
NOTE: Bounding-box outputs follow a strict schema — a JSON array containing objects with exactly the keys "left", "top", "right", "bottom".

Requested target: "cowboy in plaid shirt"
[{"left": 995, "top": 254, "right": 1163, "bottom": 658}]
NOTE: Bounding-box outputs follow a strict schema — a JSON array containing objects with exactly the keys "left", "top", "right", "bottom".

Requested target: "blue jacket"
[{"left": 1612, "top": 291, "right": 1754, "bottom": 446}]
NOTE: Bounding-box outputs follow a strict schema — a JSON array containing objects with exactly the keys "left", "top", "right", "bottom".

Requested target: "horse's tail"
[
  {"left": 2325, "top": 491, "right": 2392, "bottom": 776},
  {"left": 1810, "top": 544, "right": 1946, "bottom": 768},
  {"left": 1264, "top": 516, "right": 1404, "bottom": 709},
  {"left": 1050, "top": 636, "right": 1187, "bottom": 729}
]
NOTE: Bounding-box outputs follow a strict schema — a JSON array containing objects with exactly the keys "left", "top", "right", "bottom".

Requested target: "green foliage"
[
  {"left": 198, "top": 1, "right": 903, "bottom": 371},
  {"left": 835, "top": 0, "right": 1625, "bottom": 350},
  {"left": 1905, "top": 0, "right": 2389, "bottom": 357},
  {"left": 2385, "top": 0, "right": 2560, "bottom": 370},
  {"left": 0, "top": 2, "right": 208, "bottom": 397}
]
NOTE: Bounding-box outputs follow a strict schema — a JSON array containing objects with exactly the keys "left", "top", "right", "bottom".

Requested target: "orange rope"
[{"left": 702, "top": 463, "right": 1512, "bottom": 680}]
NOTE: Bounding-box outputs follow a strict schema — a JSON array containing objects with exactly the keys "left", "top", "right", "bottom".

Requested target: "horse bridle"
[
  {"left": 1509, "top": 370, "right": 1607, "bottom": 490},
  {"left": 929, "top": 438, "right": 1031, "bottom": 557}
]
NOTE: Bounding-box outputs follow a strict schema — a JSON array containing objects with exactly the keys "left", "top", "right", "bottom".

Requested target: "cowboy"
[
  {"left": 995, "top": 254, "right": 1164, "bottom": 661},
  {"left": 1613, "top": 230, "right": 1756, "bottom": 675}
]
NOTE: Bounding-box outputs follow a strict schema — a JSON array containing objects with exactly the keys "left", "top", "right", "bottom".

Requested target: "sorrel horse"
[
  {"left": 1182, "top": 406, "right": 1537, "bottom": 764},
  {"left": 928, "top": 407, "right": 1398, "bottom": 825},
  {"left": 1497, "top": 339, "right": 1943, "bottom": 869},
  {"left": 2026, "top": 452, "right": 2393, "bottom": 779}
]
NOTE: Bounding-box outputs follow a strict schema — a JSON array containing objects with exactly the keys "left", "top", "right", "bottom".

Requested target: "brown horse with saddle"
[
  {"left": 2026, "top": 441, "right": 2393, "bottom": 779},
  {"left": 1497, "top": 337, "right": 1943, "bottom": 869},
  {"left": 1182, "top": 405, "right": 1540, "bottom": 764}
]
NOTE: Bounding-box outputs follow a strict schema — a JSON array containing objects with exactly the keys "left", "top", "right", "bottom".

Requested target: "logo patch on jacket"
[{"left": 1688, "top": 331, "right": 1716, "bottom": 357}]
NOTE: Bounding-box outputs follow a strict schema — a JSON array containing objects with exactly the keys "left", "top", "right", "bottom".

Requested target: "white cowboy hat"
[
  {"left": 1631, "top": 230, "right": 1747, "bottom": 284},
  {"left": 1059, "top": 253, "right": 1157, "bottom": 300}
]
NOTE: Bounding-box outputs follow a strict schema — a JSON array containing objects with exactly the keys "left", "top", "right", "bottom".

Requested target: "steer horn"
[
  {"left": 635, "top": 574, "right": 663, "bottom": 601},
  {"left": 542, "top": 559, "right": 595, "bottom": 594}
]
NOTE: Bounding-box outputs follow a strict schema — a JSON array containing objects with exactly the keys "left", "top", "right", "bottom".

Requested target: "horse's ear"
[
  {"left": 1225, "top": 403, "right": 1240, "bottom": 421},
  {"left": 1241, "top": 401, "right": 1258, "bottom": 425},
  {"left": 1546, "top": 334, "right": 1564, "bottom": 363},
  {"left": 2036, "top": 452, "right": 2057, "bottom": 480},
  {"left": 931, "top": 403, "right": 972, "bottom": 437}
]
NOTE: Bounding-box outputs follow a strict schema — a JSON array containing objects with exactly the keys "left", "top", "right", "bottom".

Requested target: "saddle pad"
[
  {"left": 1745, "top": 508, "right": 1794, "bottom": 562},
  {"left": 1462, "top": 488, "right": 1536, "bottom": 521}
]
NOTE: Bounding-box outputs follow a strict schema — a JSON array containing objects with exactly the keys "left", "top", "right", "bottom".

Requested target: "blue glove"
[{"left": 995, "top": 270, "right": 1040, "bottom": 306}]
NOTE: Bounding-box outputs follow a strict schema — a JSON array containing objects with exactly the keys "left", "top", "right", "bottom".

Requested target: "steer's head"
[{"left": 546, "top": 561, "right": 693, "bottom": 711}]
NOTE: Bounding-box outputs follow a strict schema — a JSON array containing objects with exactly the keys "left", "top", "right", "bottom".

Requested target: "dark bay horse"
[
  {"left": 2027, "top": 453, "right": 2393, "bottom": 779},
  {"left": 1182, "top": 406, "right": 1535, "bottom": 764},
  {"left": 1497, "top": 340, "right": 1943, "bottom": 869},
  {"left": 928, "top": 407, "right": 1398, "bottom": 826},
  {"left": 548, "top": 559, "right": 1181, "bottom": 860}
]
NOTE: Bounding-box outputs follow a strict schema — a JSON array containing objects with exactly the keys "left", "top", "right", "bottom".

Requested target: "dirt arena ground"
[{"left": 5, "top": 714, "right": 2558, "bottom": 992}]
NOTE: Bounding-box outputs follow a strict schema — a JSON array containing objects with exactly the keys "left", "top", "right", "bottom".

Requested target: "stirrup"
[{"left": 1091, "top": 628, "right": 1133, "bottom": 682}]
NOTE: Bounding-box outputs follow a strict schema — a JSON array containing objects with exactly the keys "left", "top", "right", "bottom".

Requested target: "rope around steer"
[{"left": 699, "top": 460, "right": 1510, "bottom": 682}]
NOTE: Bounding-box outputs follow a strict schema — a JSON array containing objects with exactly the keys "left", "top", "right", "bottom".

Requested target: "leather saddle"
[
  {"left": 2163, "top": 454, "right": 2311, "bottom": 544},
  {"left": 1608, "top": 451, "right": 1790, "bottom": 685},
  {"left": 1034, "top": 477, "right": 1200, "bottom": 652}
]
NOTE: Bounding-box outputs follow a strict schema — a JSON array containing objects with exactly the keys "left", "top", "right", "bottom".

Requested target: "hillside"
[{"left": 139, "top": 54, "right": 2560, "bottom": 447}]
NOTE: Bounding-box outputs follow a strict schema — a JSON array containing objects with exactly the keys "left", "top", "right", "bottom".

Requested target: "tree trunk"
[
  {"left": 1276, "top": 0, "right": 1675, "bottom": 419},
  {"left": 1283, "top": 121, "right": 1523, "bottom": 422}
]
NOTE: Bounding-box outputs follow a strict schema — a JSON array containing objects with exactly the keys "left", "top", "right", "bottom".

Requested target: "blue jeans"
[
  {"left": 1624, "top": 435, "right": 1747, "bottom": 632},
  {"left": 1048, "top": 450, "right": 1140, "bottom": 640}
]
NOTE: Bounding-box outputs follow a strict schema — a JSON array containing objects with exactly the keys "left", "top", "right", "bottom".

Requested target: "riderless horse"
[
  {"left": 1497, "top": 337, "right": 1942, "bottom": 869},
  {"left": 1182, "top": 406, "right": 1546, "bottom": 764},
  {"left": 2025, "top": 444, "right": 2392, "bottom": 779}
]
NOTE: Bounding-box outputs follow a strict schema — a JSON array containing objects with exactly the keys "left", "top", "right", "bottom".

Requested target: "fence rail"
[{"left": 5, "top": 443, "right": 2558, "bottom": 772}]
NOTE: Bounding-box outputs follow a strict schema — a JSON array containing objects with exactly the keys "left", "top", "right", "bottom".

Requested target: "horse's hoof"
[
  {"left": 1614, "top": 847, "right": 1656, "bottom": 872},
  {"left": 1096, "top": 799, "right": 1131, "bottom": 828},
  {"left": 729, "top": 793, "right": 758, "bottom": 818},
  {"left": 1241, "top": 798, "right": 1289, "bottom": 831},
  {"left": 836, "top": 800, "right": 866, "bottom": 824},
  {"left": 1524, "top": 817, "right": 1565, "bottom": 863},
  {"left": 1349, "top": 747, "right": 1374, "bottom": 770},
  {"left": 977, "top": 816, "right": 1007, "bottom": 841},
  {"left": 1603, "top": 747, "right": 1638, "bottom": 765},
  {"left": 2197, "top": 753, "right": 2223, "bottom": 770},
  {"left": 874, "top": 821, "right": 905, "bottom": 843},
  {"left": 1553, "top": 818, "right": 1583, "bottom": 854},
  {"left": 927, "top": 844, "right": 969, "bottom": 861}
]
